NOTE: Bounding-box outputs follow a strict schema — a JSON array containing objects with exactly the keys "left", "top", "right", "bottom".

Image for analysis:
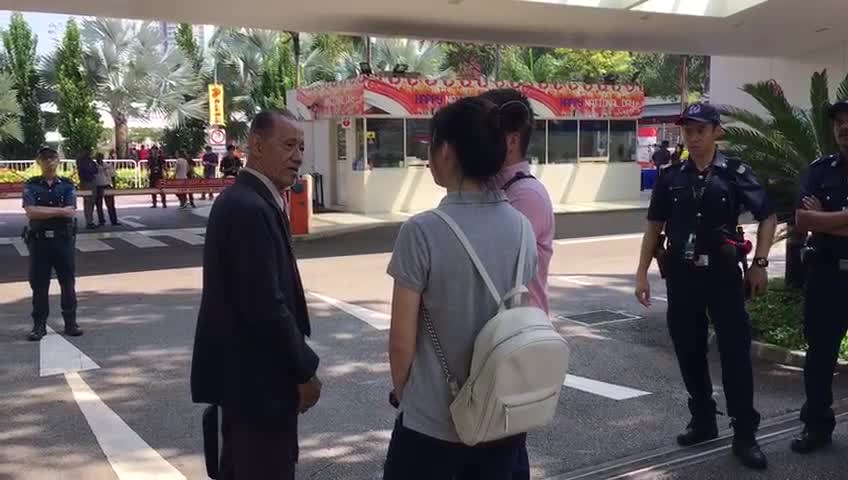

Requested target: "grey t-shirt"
[{"left": 387, "top": 190, "right": 538, "bottom": 442}]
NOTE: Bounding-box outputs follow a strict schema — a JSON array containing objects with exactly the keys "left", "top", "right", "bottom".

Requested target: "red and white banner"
[
  {"left": 156, "top": 178, "right": 237, "bottom": 194},
  {"left": 294, "top": 77, "right": 645, "bottom": 119},
  {"left": 0, "top": 182, "right": 24, "bottom": 199}
]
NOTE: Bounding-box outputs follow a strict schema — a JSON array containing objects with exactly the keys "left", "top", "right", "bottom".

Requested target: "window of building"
[
  {"left": 528, "top": 120, "right": 547, "bottom": 164},
  {"left": 366, "top": 118, "right": 404, "bottom": 168},
  {"left": 405, "top": 119, "right": 430, "bottom": 166},
  {"left": 610, "top": 120, "right": 638, "bottom": 162},
  {"left": 336, "top": 122, "right": 347, "bottom": 161},
  {"left": 579, "top": 120, "right": 609, "bottom": 161},
  {"left": 548, "top": 120, "right": 578, "bottom": 164}
]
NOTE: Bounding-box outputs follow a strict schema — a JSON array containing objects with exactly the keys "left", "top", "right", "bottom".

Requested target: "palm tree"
[
  {"left": 370, "top": 38, "right": 445, "bottom": 77},
  {"left": 497, "top": 47, "right": 561, "bottom": 83},
  {"left": 79, "top": 18, "right": 205, "bottom": 157},
  {"left": 0, "top": 72, "right": 23, "bottom": 144},
  {"left": 719, "top": 70, "right": 848, "bottom": 287}
]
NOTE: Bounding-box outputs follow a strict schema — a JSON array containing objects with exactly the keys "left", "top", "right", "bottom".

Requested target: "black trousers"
[
  {"left": 512, "top": 439, "right": 530, "bottom": 480},
  {"left": 665, "top": 251, "right": 760, "bottom": 433},
  {"left": 95, "top": 186, "right": 118, "bottom": 225},
  {"left": 801, "top": 265, "right": 848, "bottom": 434},
  {"left": 28, "top": 236, "right": 77, "bottom": 327},
  {"left": 218, "top": 409, "right": 297, "bottom": 480},
  {"left": 384, "top": 415, "right": 524, "bottom": 480}
]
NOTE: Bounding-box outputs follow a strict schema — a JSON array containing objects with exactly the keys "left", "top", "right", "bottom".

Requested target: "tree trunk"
[
  {"left": 785, "top": 217, "right": 806, "bottom": 289},
  {"left": 114, "top": 113, "right": 129, "bottom": 159}
]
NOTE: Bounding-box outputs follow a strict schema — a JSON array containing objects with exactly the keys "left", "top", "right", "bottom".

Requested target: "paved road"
[{"left": 0, "top": 205, "right": 842, "bottom": 480}]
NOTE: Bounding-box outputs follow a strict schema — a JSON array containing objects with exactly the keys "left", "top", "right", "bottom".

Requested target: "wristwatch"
[{"left": 753, "top": 257, "right": 769, "bottom": 268}]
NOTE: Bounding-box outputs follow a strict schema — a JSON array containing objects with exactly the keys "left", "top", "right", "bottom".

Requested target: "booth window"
[
  {"left": 610, "top": 120, "right": 637, "bottom": 162},
  {"left": 405, "top": 119, "right": 430, "bottom": 166},
  {"left": 549, "top": 120, "right": 578, "bottom": 164},
  {"left": 579, "top": 120, "right": 610, "bottom": 161},
  {"left": 336, "top": 122, "right": 347, "bottom": 161},
  {"left": 528, "top": 120, "right": 546, "bottom": 164},
  {"left": 366, "top": 118, "right": 404, "bottom": 168}
]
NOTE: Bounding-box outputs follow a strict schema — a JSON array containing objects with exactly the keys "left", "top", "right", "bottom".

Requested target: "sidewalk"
[{"left": 293, "top": 192, "right": 651, "bottom": 241}]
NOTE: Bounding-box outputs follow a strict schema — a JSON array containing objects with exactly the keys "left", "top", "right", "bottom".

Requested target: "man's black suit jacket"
[{"left": 191, "top": 171, "right": 318, "bottom": 420}]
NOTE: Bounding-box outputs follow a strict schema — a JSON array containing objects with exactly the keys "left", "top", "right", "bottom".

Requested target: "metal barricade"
[{"left": 103, "top": 159, "right": 141, "bottom": 188}]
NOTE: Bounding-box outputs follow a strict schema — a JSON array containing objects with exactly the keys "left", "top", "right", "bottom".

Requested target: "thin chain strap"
[{"left": 422, "top": 305, "right": 459, "bottom": 397}]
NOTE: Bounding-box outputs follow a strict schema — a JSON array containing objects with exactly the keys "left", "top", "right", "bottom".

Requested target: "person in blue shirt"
[
  {"left": 792, "top": 100, "right": 848, "bottom": 453},
  {"left": 634, "top": 103, "right": 777, "bottom": 470},
  {"left": 22, "top": 147, "right": 83, "bottom": 341}
]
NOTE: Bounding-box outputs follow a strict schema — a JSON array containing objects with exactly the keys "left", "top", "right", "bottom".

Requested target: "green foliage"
[
  {"left": 632, "top": 54, "right": 708, "bottom": 99},
  {"left": 111, "top": 167, "right": 136, "bottom": 189},
  {"left": 0, "top": 72, "right": 23, "bottom": 146},
  {"left": 719, "top": 71, "right": 844, "bottom": 222},
  {"left": 749, "top": 278, "right": 848, "bottom": 361},
  {"left": 161, "top": 118, "right": 207, "bottom": 158},
  {"left": 2, "top": 12, "right": 44, "bottom": 158},
  {"left": 175, "top": 23, "right": 201, "bottom": 71},
  {"left": 553, "top": 49, "right": 635, "bottom": 83},
  {"left": 371, "top": 38, "right": 444, "bottom": 77},
  {"left": 442, "top": 42, "right": 498, "bottom": 78},
  {"left": 252, "top": 36, "right": 294, "bottom": 110},
  {"left": 55, "top": 19, "right": 102, "bottom": 159},
  {"left": 748, "top": 278, "right": 806, "bottom": 350}
]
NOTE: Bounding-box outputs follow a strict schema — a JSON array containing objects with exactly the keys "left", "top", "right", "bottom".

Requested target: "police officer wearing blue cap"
[
  {"left": 792, "top": 99, "right": 848, "bottom": 453},
  {"left": 635, "top": 103, "right": 777, "bottom": 470},
  {"left": 22, "top": 147, "right": 83, "bottom": 341}
]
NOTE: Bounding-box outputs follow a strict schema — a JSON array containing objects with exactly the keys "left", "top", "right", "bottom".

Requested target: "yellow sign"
[{"left": 208, "top": 84, "right": 225, "bottom": 125}]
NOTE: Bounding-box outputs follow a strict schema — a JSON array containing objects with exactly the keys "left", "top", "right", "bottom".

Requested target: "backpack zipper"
[{"left": 504, "top": 390, "right": 558, "bottom": 432}]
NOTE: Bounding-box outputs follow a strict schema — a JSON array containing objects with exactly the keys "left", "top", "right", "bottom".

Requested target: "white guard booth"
[{"left": 288, "top": 76, "right": 646, "bottom": 214}]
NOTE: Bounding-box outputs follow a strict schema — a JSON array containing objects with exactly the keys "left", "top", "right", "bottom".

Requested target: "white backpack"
[{"left": 425, "top": 209, "right": 570, "bottom": 446}]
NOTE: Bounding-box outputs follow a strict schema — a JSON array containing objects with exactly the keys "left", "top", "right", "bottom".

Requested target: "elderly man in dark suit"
[{"left": 191, "top": 109, "right": 321, "bottom": 480}]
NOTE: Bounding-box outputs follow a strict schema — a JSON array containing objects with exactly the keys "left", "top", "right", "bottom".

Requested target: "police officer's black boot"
[
  {"left": 63, "top": 317, "right": 83, "bottom": 337},
  {"left": 676, "top": 398, "right": 719, "bottom": 446},
  {"left": 28, "top": 319, "right": 47, "bottom": 341},
  {"left": 791, "top": 427, "right": 832, "bottom": 454},
  {"left": 732, "top": 431, "right": 767, "bottom": 470}
]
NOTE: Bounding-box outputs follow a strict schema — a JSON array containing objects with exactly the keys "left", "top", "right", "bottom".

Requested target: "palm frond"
[
  {"left": 837, "top": 71, "right": 848, "bottom": 102},
  {"left": 809, "top": 70, "right": 837, "bottom": 156},
  {"left": 717, "top": 105, "right": 773, "bottom": 134},
  {"left": 741, "top": 81, "right": 820, "bottom": 162}
]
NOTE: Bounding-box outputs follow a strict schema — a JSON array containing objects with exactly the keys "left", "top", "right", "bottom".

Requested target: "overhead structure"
[{"left": 2, "top": 0, "right": 846, "bottom": 57}]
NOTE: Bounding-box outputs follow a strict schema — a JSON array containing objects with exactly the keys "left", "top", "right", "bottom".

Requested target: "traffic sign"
[{"left": 208, "top": 127, "right": 226, "bottom": 147}]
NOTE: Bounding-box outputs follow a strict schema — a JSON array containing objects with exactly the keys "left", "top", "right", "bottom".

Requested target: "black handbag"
[{"left": 202, "top": 405, "right": 221, "bottom": 478}]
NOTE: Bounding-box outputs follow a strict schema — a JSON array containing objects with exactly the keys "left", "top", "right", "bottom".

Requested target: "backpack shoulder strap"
[
  {"left": 503, "top": 219, "right": 529, "bottom": 308},
  {"left": 431, "top": 209, "right": 502, "bottom": 307},
  {"left": 503, "top": 171, "right": 537, "bottom": 191}
]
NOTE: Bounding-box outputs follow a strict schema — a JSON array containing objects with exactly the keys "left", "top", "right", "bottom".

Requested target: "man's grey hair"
[{"left": 249, "top": 109, "right": 298, "bottom": 139}]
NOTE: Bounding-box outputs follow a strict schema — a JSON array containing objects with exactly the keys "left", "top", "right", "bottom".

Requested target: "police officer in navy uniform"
[
  {"left": 635, "top": 103, "right": 777, "bottom": 470},
  {"left": 792, "top": 100, "right": 848, "bottom": 453},
  {"left": 22, "top": 147, "right": 83, "bottom": 341}
]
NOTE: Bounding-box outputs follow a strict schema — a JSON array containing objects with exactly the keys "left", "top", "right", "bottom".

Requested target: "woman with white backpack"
[{"left": 384, "top": 97, "right": 569, "bottom": 479}]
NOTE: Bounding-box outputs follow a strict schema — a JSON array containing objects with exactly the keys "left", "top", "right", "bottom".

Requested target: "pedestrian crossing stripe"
[{"left": 0, "top": 227, "right": 206, "bottom": 256}]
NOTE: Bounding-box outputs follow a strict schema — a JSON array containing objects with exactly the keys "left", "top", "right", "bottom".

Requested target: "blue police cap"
[
  {"left": 828, "top": 100, "right": 848, "bottom": 119},
  {"left": 676, "top": 103, "right": 721, "bottom": 125}
]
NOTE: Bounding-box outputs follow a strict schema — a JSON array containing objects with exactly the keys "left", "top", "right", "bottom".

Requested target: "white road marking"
[
  {"left": 554, "top": 233, "right": 643, "bottom": 246},
  {"left": 39, "top": 327, "right": 184, "bottom": 478},
  {"left": 157, "top": 229, "right": 205, "bottom": 246},
  {"left": 117, "top": 232, "right": 168, "bottom": 248},
  {"left": 563, "top": 374, "right": 651, "bottom": 400},
  {"left": 552, "top": 275, "right": 594, "bottom": 286},
  {"left": 120, "top": 215, "right": 147, "bottom": 229},
  {"left": 0, "top": 236, "right": 28, "bottom": 256},
  {"left": 65, "top": 372, "right": 186, "bottom": 480},
  {"left": 308, "top": 291, "right": 390, "bottom": 330},
  {"left": 76, "top": 237, "right": 114, "bottom": 252},
  {"left": 40, "top": 326, "right": 100, "bottom": 377}
]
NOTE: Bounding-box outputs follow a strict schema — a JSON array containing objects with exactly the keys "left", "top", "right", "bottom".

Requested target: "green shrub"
[
  {"left": 749, "top": 277, "right": 848, "bottom": 360},
  {"left": 112, "top": 168, "right": 136, "bottom": 189}
]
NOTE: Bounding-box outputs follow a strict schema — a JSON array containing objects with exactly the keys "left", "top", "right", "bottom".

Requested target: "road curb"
[{"left": 708, "top": 332, "right": 848, "bottom": 371}]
